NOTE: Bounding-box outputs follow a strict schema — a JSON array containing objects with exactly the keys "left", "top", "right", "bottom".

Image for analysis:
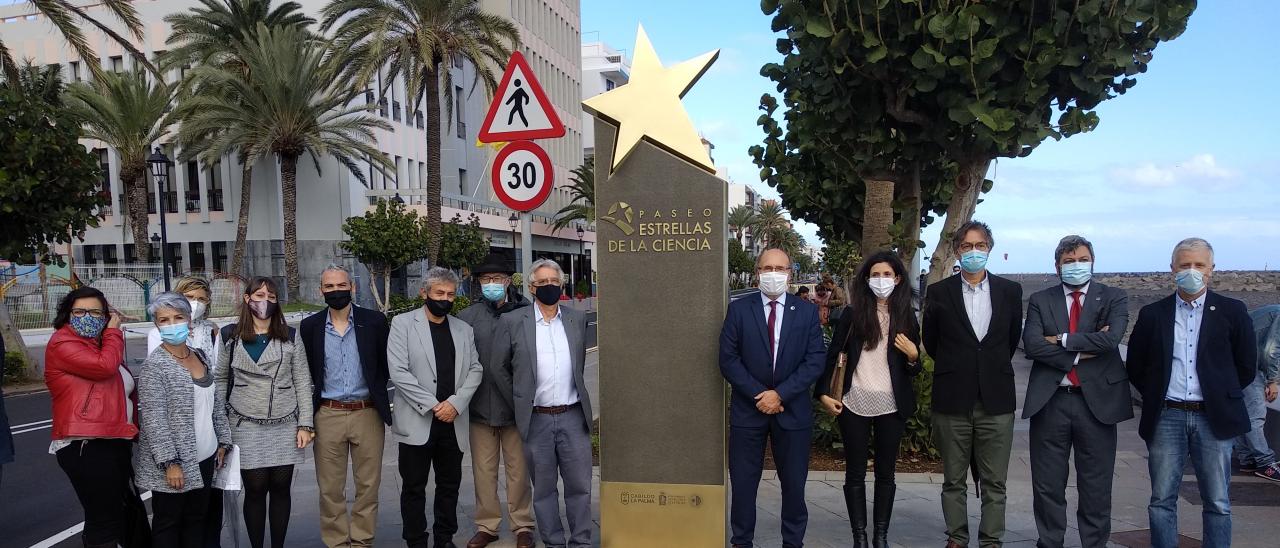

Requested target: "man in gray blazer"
[
  {"left": 388, "top": 267, "right": 484, "bottom": 548},
  {"left": 1022, "top": 235, "right": 1132, "bottom": 548},
  {"left": 492, "top": 259, "right": 593, "bottom": 548}
]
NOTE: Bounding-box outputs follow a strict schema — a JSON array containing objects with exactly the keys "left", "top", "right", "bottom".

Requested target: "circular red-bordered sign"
[{"left": 491, "top": 140, "right": 554, "bottom": 212}]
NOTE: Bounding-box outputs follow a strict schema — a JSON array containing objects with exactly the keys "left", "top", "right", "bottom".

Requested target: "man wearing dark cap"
[{"left": 457, "top": 254, "right": 535, "bottom": 548}]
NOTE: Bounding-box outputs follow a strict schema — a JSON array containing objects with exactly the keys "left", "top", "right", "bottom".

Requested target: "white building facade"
[{"left": 0, "top": 0, "right": 593, "bottom": 303}]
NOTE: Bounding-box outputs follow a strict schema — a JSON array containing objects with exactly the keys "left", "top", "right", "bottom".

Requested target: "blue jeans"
[
  {"left": 1233, "top": 372, "right": 1278, "bottom": 468},
  {"left": 1147, "top": 407, "right": 1233, "bottom": 548}
]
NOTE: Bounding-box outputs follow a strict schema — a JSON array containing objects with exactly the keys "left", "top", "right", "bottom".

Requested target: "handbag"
[
  {"left": 213, "top": 444, "right": 242, "bottom": 491},
  {"left": 825, "top": 309, "right": 857, "bottom": 400}
]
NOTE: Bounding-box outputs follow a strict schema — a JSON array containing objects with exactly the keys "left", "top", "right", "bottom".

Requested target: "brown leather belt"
[
  {"left": 1164, "top": 399, "right": 1205, "bottom": 412},
  {"left": 533, "top": 403, "right": 579, "bottom": 415},
  {"left": 321, "top": 399, "right": 375, "bottom": 410}
]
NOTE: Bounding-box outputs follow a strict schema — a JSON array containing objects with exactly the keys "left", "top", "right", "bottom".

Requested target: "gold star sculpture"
[{"left": 582, "top": 25, "right": 719, "bottom": 174}]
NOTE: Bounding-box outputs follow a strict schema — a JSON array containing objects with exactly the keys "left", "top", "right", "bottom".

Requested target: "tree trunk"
[
  {"left": 0, "top": 304, "right": 30, "bottom": 369},
  {"left": 122, "top": 167, "right": 151, "bottom": 263},
  {"left": 861, "top": 179, "right": 895, "bottom": 255},
  {"left": 280, "top": 154, "right": 301, "bottom": 303},
  {"left": 367, "top": 266, "right": 388, "bottom": 313},
  {"left": 230, "top": 164, "right": 253, "bottom": 277},
  {"left": 38, "top": 257, "right": 49, "bottom": 324},
  {"left": 925, "top": 157, "right": 992, "bottom": 286},
  {"left": 424, "top": 66, "right": 443, "bottom": 265},
  {"left": 898, "top": 162, "right": 923, "bottom": 266}
]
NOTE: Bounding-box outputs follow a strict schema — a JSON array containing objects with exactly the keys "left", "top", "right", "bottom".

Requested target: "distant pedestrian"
[
  {"left": 136, "top": 292, "right": 232, "bottom": 547},
  {"left": 217, "top": 277, "right": 314, "bottom": 548},
  {"left": 1022, "top": 235, "right": 1131, "bottom": 548},
  {"left": 923, "top": 221, "right": 1023, "bottom": 548},
  {"left": 388, "top": 267, "right": 484, "bottom": 548},
  {"left": 457, "top": 254, "right": 535, "bottom": 548},
  {"left": 796, "top": 285, "right": 812, "bottom": 302},
  {"left": 492, "top": 259, "right": 594, "bottom": 548},
  {"left": 1239, "top": 304, "right": 1280, "bottom": 481},
  {"left": 1127, "top": 237, "right": 1256, "bottom": 547},
  {"left": 813, "top": 284, "right": 832, "bottom": 326},
  {"left": 951, "top": 265, "right": 962, "bottom": 276},
  {"left": 299, "top": 265, "right": 392, "bottom": 547},
  {"left": 817, "top": 251, "right": 922, "bottom": 548},
  {"left": 46, "top": 287, "right": 150, "bottom": 547}
]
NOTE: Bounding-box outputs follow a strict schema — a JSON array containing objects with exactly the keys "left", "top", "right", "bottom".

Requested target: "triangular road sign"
[{"left": 477, "top": 51, "right": 566, "bottom": 142}]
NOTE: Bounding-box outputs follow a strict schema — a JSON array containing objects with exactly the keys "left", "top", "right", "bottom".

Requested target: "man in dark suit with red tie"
[
  {"left": 719, "top": 248, "right": 827, "bottom": 548},
  {"left": 1022, "top": 235, "right": 1131, "bottom": 548}
]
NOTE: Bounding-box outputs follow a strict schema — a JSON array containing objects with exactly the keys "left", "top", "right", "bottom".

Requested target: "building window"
[
  {"left": 455, "top": 85, "right": 465, "bottom": 138},
  {"left": 188, "top": 242, "right": 206, "bottom": 272},
  {"left": 393, "top": 100, "right": 402, "bottom": 122},
  {"left": 103, "top": 244, "right": 118, "bottom": 265},
  {"left": 93, "top": 148, "right": 111, "bottom": 216},
  {"left": 165, "top": 243, "right": 183, "bottom": 274},
  {"left": 110, "top": 56, "right": 123, "bottom": 73},
  {"left": 606, "top": 79, "right": 615, "bottom": 91},
  {"left": 458, "top": 168, "right": 467, "bottom": 195},
  {"left": 378, "top": 96, "right": 388, "bottom": 117},
  {"left": 207, "top": 161, "right": 224, "bottom": 211},
  {"left": 69, "top": 61, "right": 80, "bottom": 82},
  {"left": 185, "top": 160, "right": 201, "bottom": 212},
  {"left": 452, "top": 53, "right": 464, "bottom": 69},
  {"left": 415, "top": 110, "right": 424, "bottom": 129},
  {"left": 212, "top": 241, "right": 228, "bottom": 273},
  {"left": 82, "top": 245, "right": 99, "bottom": 265}
]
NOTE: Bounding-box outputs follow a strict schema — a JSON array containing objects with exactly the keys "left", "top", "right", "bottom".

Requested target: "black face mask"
[
  {"left": 534, "top": 284, "right": 562, "bottom": 306},
  {"left": 323, "top": 290, "right": 352, "bottom": 310},
  {"left": 425, "top": 298, "right": 454, "bottom": 317}
]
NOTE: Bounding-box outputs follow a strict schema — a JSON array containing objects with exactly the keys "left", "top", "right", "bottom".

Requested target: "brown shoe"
[
  {"left": 465, "top": 531, "right": 498, "bottom": 548},
  {"left": 945, "top": 541, "right": 966, "bottom": 548},
  {"left": 516, "top": 531, "right": 535, "bottom": 548}
]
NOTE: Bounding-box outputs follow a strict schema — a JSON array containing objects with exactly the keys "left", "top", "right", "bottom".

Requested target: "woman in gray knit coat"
[
  {"left": 216, "top": 277, "right": 313, "bottom": 548},
  {"left": 136, "top": 292, "right": 232, "bottom": 547}
]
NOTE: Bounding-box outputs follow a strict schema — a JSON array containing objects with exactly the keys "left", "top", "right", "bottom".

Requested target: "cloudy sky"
[{"left": 582, "top": 0, "right": 1279, "bottom": 273}]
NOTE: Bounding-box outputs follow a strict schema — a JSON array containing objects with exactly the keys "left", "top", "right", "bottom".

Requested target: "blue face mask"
[
  {"left": 158, "top": 322, "right": 190, "bottom": 345},
  {"left": 69, "top": 315, "right": 107, "bottom": 339},
  {"left": 1175, "top": 268, "right": 1206, "bottom": 294},
  {"left": 1060, "top": 261, "right": 1092, "bottom": 286},
  {"left": 481, "top": 283, "right": 507, "bottom": 303},
  {"left": 959, "top": 250, "right": 989, "bottom": 274}
]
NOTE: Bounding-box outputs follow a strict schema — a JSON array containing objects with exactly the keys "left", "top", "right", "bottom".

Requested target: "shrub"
[
  {"left": 901, "top": 353, "right": 938, "bottom": 457},
  {"left": 4, "top": 351, "right": 27, "bottom": 383},
  {"left": 386, "top": 294, "right": 471, "bottom": 320}
]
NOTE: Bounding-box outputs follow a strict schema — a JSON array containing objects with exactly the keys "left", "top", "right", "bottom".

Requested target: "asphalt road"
[{"left": 1, "top": 311, "right": 596, "bottom": 547}]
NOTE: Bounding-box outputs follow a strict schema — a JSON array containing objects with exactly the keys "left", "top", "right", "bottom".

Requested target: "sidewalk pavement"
[{"left": 213, "top": 352, "right": 1277, "bottom": 548}]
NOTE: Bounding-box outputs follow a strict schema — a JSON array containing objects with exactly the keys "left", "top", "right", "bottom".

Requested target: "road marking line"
[
  {"left": 11, "top": 419, "right": 52, "bottom": 429},
  {"left": 29, "top": 491, "right": 153, "bottom": 548},
  {"left": 12, "top": 424, "right": 52, "bottom": 435}
]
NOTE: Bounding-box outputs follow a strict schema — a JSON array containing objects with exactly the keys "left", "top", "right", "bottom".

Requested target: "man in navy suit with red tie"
[{"left": 719, "top": 248, "right": 827, "bottom": 548}]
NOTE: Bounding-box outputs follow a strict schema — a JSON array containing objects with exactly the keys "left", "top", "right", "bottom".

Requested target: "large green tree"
[
  {"left": 0, "top": 0, "right": 156, "bottom": 85},
  {"left": 174, "top": 24, "right": 393, "bottom": 301},
  {"left": 322, "top": 0, "right": 520, "bottom": 265},
  {"left": 66, "top": 70, "right": 174, "bottom": 262},
  {"left": 552, "top": 158, "right": 595, "bottom": 232},
  {"left": 755, "top": 0, "right": 1196, "bottom": 283},
  {"left": 437, "top": 213, "right": 491, "bottom": 272},
  {"left": 162, "top": 0, "right": 315, "bottom": 276},
  {"left": 0, "top": 63, "right": 106, "bottom": 357},
  {"left": 341, "top": 199, "right": 430, "bottom": 311}
]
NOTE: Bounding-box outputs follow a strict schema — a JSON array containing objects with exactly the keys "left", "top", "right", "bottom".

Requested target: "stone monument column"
[{"left": 583, "top": 26, "right": 728, "bottom": 548}]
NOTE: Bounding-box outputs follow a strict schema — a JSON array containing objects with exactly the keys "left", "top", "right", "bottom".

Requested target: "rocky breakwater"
[{"left": 1096, "top": 271, "right": 1280, "bottom": 293}]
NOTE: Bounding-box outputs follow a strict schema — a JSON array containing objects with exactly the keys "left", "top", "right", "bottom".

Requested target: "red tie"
[
  {"left": 1067, "top": 291, "right": 1082, "bottom": 386},
  {"left": 768, "top": 300, "right": 778, "bottom": 369}
]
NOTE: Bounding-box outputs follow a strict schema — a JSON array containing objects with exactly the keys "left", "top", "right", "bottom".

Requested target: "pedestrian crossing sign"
[{"left": 477, "top": 51, "right": 565, "bottom": 142}]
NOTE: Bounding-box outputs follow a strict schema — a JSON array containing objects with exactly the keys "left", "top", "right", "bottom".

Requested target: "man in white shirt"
[{"left": 492, "top": 259, "right": 593, "bottom": 548}]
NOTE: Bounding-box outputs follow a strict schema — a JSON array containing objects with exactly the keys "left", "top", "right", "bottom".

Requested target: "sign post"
[{"left": 478, "top": 51, "right": 566, "bottom": 281}]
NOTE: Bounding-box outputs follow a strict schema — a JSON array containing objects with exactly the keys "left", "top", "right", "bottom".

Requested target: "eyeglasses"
[
  {"left": 478, "top": 275, "right": 509, "bottom": 284},
  {"left": 757, "top": 266, "right": 790, "bottom": 273},
  {"left": 71, "top": 308, "right": 106, "bottom": 319},
  {"left": 531, "top": 278, "right": 559, "bottom": 287},
  {"left": 958, "top": 242, "right": 991, "bottom": 253}
]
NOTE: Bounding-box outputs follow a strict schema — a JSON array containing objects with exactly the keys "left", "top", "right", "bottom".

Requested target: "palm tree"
[
  {"left": 162, "top": 0, "right": 314, "bottom": 276},
  {"left": 752, "top": 199, "right": 793, "bottom": 250},
  {"left": 552, "top": 157, "right": 595, "bottom": 232},
  {"left": 173, "top": 24, "right": 393, "bottom": 301},
  {"left": 66, "top": 70, "right": 174, "bottom": 262},
  {"left": 0, "top": 0, "right": 156, "bottom": 86},
  {"left": 727, "top": 204, "right": 757, "bottom": 242},
  {"left": 321, "top": 0, "right": 520, "bottom": 265}
]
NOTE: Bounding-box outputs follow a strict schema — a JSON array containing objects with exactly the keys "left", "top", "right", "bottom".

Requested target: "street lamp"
[
  {"left": 508, "top": 213, "right": 520, "bottom": 274},
  {"left": 575, "top": 225, "right": 585, "bottom": 295},
  {"left": 147, "top": 146, "right": 173, "bottom": 291}
]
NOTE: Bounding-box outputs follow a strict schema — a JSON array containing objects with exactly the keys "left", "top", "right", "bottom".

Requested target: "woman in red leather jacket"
[{"left": 45, "top": 286, "right": 148, "bottom": 547}]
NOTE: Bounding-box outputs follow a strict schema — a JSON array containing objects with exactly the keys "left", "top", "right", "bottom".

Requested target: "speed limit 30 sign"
[{"left": 491, "top": 140, "right": 554, "bottom": 212}]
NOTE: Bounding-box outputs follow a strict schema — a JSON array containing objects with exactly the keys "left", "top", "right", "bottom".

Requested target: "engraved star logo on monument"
[{"left": 582, "top": 25, "right": 719, "bottom": 174}]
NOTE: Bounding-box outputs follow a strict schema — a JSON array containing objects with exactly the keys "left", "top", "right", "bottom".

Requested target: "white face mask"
[
  {"left": 759, "top": 272, "right": 789, "bottom": 297},
  {"left": 188, "top": 299, "right": 207, "bottom": 320},
  {"left": 868, "top": 277, "right": 897, "bottom": 299}
]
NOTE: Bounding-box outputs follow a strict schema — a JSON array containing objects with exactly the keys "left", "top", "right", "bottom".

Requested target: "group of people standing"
[
  {"left": 42, "top": 252, "right": 591, "bottom": 548},
  {"left": 721, "top": 222, "right": 1272, "bottom": 548}
]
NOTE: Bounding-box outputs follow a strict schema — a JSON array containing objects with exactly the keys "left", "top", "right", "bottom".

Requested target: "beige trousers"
[
  {"left": 469, "top": 422, "right": 535, "bottom": 535},
  {"left": 314, "top": 406, "right": 385, "bottom": 548}
]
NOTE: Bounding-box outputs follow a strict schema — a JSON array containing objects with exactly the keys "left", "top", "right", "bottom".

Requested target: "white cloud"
[{"left": 1111, "top": 153, "right": 1237, "bottom": 188}]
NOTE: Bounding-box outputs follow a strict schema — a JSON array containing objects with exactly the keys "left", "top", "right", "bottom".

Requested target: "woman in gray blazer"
[
  {"left": 216, "top": 277, "right": 313, "bottom": 548},
  {"left": 136, "top": 292, "right": 232, "bottom": 547}
]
